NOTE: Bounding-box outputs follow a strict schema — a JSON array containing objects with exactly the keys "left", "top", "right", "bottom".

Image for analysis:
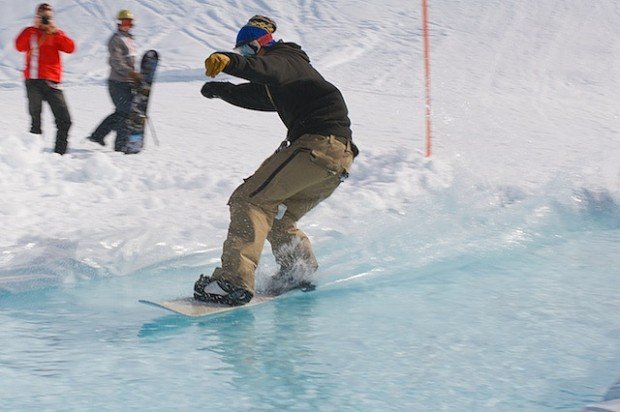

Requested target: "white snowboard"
[{"left": 139, "top": 295, "right": 278, "bottom": 317}]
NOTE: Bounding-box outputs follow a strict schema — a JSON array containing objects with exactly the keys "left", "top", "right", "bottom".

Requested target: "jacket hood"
[{"left": 266, "top": 41, "right": 310, "bottom": 63}]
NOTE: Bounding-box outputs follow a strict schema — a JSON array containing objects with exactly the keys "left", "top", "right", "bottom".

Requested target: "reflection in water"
[
  {"left": 201, "top": 294, "right": 329, "bottom": 409},
  {"left": 139, "top": 292, "right": 336, "bottom": 408}
]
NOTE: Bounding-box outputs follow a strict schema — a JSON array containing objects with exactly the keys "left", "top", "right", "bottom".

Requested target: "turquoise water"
[{"left": 1, "top": 185, "right": 619, "bottom": 410}]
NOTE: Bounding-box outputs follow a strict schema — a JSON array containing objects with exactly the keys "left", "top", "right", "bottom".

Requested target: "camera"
[{"left": 41, "top": 16, "right": 50, "bottom": 25}]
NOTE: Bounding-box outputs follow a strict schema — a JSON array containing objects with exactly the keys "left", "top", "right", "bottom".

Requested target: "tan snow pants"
[{"left": 211, "top": 134, "right": 355, "bottom": 293}]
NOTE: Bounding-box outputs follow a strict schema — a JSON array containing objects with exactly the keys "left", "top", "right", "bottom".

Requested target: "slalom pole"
[{"left": 422, "top": 0, "right": 433, "bottom": 157}]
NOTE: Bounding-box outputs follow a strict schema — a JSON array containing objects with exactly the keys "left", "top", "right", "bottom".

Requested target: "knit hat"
[{"left": 235, "top": 15, "right": 277, "bottom": 48}]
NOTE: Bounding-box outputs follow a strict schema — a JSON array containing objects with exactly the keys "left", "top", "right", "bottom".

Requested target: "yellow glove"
[{"left": 204, "top": 53, "right": 230, "bottom": 78}]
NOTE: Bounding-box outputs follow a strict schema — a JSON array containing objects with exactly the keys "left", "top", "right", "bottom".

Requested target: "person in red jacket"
[{"left": 15, "top": 3, "right": 75, "bottom": 155}]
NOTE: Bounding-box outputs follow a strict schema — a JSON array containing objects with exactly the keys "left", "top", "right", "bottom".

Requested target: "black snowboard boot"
[{"left": 194, "top": 274, "right": 252, "bottom": 306}]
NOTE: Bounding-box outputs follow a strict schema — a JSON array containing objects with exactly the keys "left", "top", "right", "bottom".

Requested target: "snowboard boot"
[{"left": 193, "top": 274, "right": 253, "bottom": 306}]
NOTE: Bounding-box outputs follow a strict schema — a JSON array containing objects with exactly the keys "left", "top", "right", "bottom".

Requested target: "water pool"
[{"left": 1, "top": 189, "right": 619, "bottom": 411}]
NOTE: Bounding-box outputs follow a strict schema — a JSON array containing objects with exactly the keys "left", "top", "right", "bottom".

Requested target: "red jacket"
[{"left": 15, "top": 27, "right": 75, "bottom": 83}]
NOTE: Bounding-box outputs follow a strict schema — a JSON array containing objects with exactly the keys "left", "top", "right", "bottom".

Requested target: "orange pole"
[{"left": 422, "top": 0, "right": 432, "bottom": 157}]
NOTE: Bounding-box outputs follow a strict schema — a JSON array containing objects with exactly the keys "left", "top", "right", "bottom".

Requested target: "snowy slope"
[
  {"left": 0, "top": 0, "right": 618, "bottom": 291},
  {"left": 429, "top": 1, "right": 620, "bottom": 183},
  {"left": 0, "top": 0, "right": 417, "bottom": 90}
]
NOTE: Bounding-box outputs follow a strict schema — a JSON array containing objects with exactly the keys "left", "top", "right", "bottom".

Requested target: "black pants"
[
  {"left": 90, "top": 80, "right": 133, "bottom": 151},
  {"left": 26, "top": 79, "right": 72, "bottom": 155}
]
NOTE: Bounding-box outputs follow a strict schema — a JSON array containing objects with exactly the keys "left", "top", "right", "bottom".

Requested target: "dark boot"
[
  {"left": 54, "top": 138, "right": 67, "bottom": 155},
  {"left": 54, "top": 126, "right": 70, "bottom": 155},
  {"left": 193, "top": 274, "right": 253, "bottom": 306},
  {"left": 87, "top": 135, "right": 105, "bottom": 146}
]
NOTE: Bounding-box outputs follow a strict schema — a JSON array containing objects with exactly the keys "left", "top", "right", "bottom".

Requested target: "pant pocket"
[{"left": 309, "top": 149, "right": 342, "bottom": 175}]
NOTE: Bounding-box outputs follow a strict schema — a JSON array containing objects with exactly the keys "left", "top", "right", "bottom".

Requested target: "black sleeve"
[
  {"left": 220, "top": 52, "right": 292, "bottom": 86},
  {"left": 202, "top": 81, "right": 276, "bottom": 112}
]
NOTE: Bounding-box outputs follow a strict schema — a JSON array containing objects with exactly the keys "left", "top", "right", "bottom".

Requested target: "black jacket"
[{"left": 202, "top": 42, "right": 353, "bottom": 143}]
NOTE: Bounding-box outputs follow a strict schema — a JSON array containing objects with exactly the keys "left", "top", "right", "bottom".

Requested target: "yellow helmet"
[{"left": 117, "top": 9, "right": 133, "bottom": 20}]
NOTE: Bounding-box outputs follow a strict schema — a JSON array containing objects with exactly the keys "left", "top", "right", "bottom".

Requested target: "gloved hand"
[
  {"left": 128, "top": 71, "right": 143, "bottom": 83},
  {"left": 204, "top": 53, "right": 230, "bottom": 78},
  {"left": 201, "top": 82, "right": 229, "bottom": 99}
]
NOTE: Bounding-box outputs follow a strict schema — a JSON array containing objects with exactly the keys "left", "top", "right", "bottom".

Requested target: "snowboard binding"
[{"left": 193, "top": 274, "right": 253, "bottom": 306}]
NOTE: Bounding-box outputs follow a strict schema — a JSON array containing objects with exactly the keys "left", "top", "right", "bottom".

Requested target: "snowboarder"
[
  {"left": 87, "top": 9, "right": 141, "bottom": 152},
  {"left": 15, "top": 3, "right": 75, "bottom": 155},
  {"left": 194, "top": 15, "right": 359, "bottom": 306}
]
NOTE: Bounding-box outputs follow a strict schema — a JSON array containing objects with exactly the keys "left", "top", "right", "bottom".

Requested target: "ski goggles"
[
  {"left": 234, "top": 40, "right": 260, "bottom": 57},
  {"left": 233, "top": 33, "right": 273, "bottom": 57}
]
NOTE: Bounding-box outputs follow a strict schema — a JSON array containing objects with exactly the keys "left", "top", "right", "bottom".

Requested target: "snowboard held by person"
[
  {"left": 15, "top": 3, "right": 75, "bottom": 155},
  {"left": 194, "top": 15, "right": 359, "bottom": 306},
  {"left": 87, "top": 9, "right": 141, "bottom": 152}
]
